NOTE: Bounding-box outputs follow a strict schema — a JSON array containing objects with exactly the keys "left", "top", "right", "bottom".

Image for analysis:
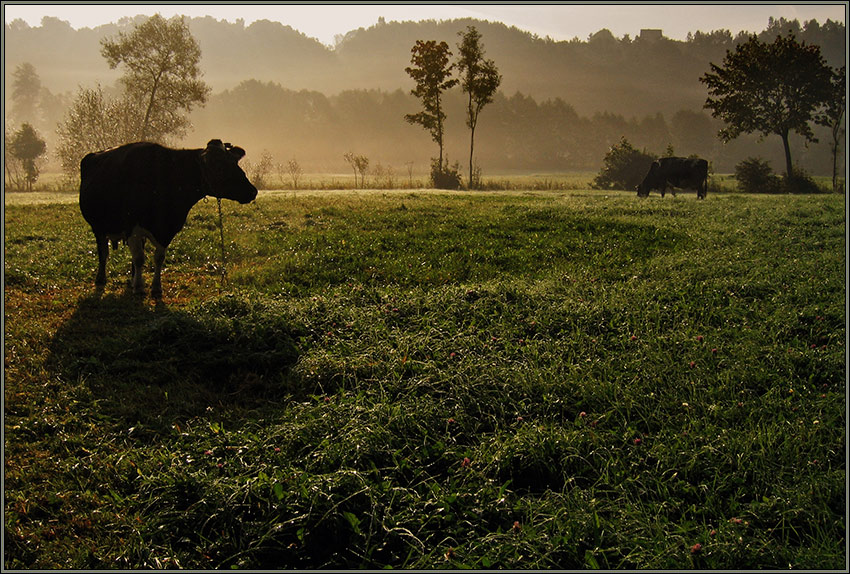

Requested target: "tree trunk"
[
  {"left": 832, "top": 140, "right": 838, "bottom": 192},
  {"left": 468, "top": 124, "right": 476, "bottom": 189},
  {"left": 141, "top": 73, "right": 162, "bottom": 141},
  {"left": 436, "top": 98, "right": 444, "bottom": 169},
  {"left": 781, "top": 130, "right": 793, "bottom": 178}
]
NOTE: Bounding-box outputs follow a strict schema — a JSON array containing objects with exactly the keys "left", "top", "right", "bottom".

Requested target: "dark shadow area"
[{"left": 46, "top": 290, "right": 303, "bottom": 436}]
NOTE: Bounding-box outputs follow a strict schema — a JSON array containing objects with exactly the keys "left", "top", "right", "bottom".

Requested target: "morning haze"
[{"left": 3, "top": 13, "right": 846, "bottom": 176}]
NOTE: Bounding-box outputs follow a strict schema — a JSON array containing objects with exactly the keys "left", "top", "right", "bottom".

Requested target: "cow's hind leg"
[
  {"left": 150, "top": 241, "right": 166, "bottom": 299},
  {"left": 94, "top": 234, "right": 109, "bottom": 287},
  {"left": 127, "top": 235, "right": 146, "bottom": 295}
]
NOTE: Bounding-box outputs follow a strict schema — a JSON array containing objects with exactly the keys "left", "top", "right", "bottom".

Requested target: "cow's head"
[
  {"left": 635, "top": 161, "right": 659, "bottom": 198},
  {"left": 200, "top": 139, "right": 258, "bottom": 204}
]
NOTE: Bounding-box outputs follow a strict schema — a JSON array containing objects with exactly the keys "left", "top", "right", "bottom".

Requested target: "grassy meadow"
[{"left": 3, "top": 184, "right": 846, "bottom": 569}]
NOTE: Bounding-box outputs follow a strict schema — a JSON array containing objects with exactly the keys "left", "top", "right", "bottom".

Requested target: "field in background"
[
  {"left": 4, "top": 188, "right": 845, "bottom": 569},
  {"left": 9, "top": 170, "right": 751, "bottom": 198}
]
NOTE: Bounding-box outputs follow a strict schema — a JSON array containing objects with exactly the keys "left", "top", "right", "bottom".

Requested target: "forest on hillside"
[{"left": 4, "top": 14, "right": 845, "bottom": 176}]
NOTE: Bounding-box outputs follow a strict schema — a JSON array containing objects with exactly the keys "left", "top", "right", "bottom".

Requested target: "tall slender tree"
[
  {"left": 456, "top": 26, "right": 501, "bottom": 189},
  {"left": 700, "top": 33, "right": 833, "bottom": 177},
  {"left": 11, "top": 63, "right": 42, "bottom": 124},
  {"left": 817, "top": 65, "right": 846, "bottom": 191},
  {"left": 404, "top": 40, "right": 458, "bottom": 171},
  {"left": 100, "top": 13, "right": 210, "bottom": 141}
]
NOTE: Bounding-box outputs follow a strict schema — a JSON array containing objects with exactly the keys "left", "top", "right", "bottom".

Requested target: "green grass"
[{"left": 4, "top": 188, "right": 845, "bottom": 569}]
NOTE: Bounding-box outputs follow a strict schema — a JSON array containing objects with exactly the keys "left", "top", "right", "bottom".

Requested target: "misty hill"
[
  {"left": 3, "top": 14, "right": 845, "bottom": 176},
  {"left": 5, "top": 14, "right": 845, "bottom": 118}
]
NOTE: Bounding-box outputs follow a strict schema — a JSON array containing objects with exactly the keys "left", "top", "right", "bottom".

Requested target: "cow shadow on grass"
[{"left": 47, "top": 288, "right": 304, "bottom": 436}]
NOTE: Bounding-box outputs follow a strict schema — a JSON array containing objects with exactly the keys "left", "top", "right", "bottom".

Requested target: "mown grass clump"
[{"left": 4, "top": 189, "right": 845, "bottom": 569}]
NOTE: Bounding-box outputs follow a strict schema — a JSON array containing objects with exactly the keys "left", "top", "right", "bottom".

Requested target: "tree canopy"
[
  {"left": 100, "top": 13, "right": 210, "bottom": 141},
  {"left": 404, "top": 39, "right": 458, "bottom": 170},
  {"left": 700, "top": 33, "right": 834, "bottom": 177},
  {"left": 11, "top": 62, "right": 42, "bottom": 124},
  {"left": 7, "top": 123, "right": 47, "bottom": 191}
]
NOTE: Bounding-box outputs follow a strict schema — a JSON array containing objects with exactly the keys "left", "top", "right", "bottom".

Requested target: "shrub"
[
  {"left": 734, "top": 157, "right": 783, "bottom": 193},
  {"left": 592, "top": 137, "right": 656, "bottom": 191},
  {"left": 246, "top": 150, "right": 275, "bottom": 190},
  {"left": 431, "top": 157, "right": 463, "bottom": 190},
  {"left": 783, "top": 168, "right": 826, "bottom": 194}
]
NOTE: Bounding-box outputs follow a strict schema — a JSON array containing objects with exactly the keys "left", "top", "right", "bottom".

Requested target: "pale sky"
[{"left": 3, "top": 2, "right": 847, "bottom": 46}]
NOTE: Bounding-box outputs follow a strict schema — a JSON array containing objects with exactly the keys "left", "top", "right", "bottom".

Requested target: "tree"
[
  {"left": 355, "top": 155, "right": 370, "bottom": 188},
  {"left": 4, "top": 128, "right": 27, "bottom": 191},
  {"left": 7, "top": 123, "right": 47, "bottom": 191},
  {"left": 286, "top": 159, "right": 303, "bottom": 190},
  {"left": 404, "top": 40, "right": 458, "bottom": 172},
  {"left": 700, "top": 33, "right": 833, "bottom": 177},
  {"left": 817, "top": 65, "right": 846, "bottom": 191},
  {"left": 100, "top": 13, "right": 210, "bottom": 141},
  {"left": 56, "top": 84, "right": 141, "bottom": 179},
  {"left": 343, "top": 152, "right": 359, "bottom": 186},
  {"left": 11, "top": 63, "right": 42, "bottom": 124},
  {"left": 343, "top": 152, "right": 369, "bottom": 188},
  {"left": 456, "top": 26, "right": 501, "bottom": 189},
  {"left": 246, "top": 150, "right": 275, "bottom": 190}
]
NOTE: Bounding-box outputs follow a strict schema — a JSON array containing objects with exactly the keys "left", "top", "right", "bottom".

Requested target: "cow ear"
[{"left": 229, "top": 146, "right": 246, "bottom": 161}]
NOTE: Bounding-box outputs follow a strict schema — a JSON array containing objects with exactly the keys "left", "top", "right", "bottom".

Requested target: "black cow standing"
[
  {"left": 79, "top": 139, "right": 258, "bottom": 297},
  {"left": 636, "top": 157, "right": 708, "bottom": 199}
]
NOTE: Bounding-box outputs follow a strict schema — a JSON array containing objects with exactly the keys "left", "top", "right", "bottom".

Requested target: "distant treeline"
[
  {"left": 4, "top": 14, "right": 845, "bottom": 175},
  {"left": 190, "top": 79, "right": 837, "bottom": 176}
]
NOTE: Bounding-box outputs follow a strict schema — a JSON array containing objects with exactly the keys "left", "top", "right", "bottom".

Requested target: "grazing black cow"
[
  {"left": 636, "top": 157, "right": 708, "bottom": 199},
  {"left": 79, "top": 139, "right": 258, "bottom": 297}
]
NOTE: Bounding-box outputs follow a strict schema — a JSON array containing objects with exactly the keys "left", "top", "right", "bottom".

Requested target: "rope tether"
[{"left": 216, "top": 197, "right": 227, "bottom": 294}]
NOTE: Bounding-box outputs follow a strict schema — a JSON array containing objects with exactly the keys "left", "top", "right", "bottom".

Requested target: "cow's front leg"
[
  {"left": 127, "top": 235, "right": 146, "bottom": 294},
  {"left": 95, "top": 234, "right": 109, "bottom": 287},
  {"left": 150, "top": 242, "right": 166, "bottom": 298}
]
